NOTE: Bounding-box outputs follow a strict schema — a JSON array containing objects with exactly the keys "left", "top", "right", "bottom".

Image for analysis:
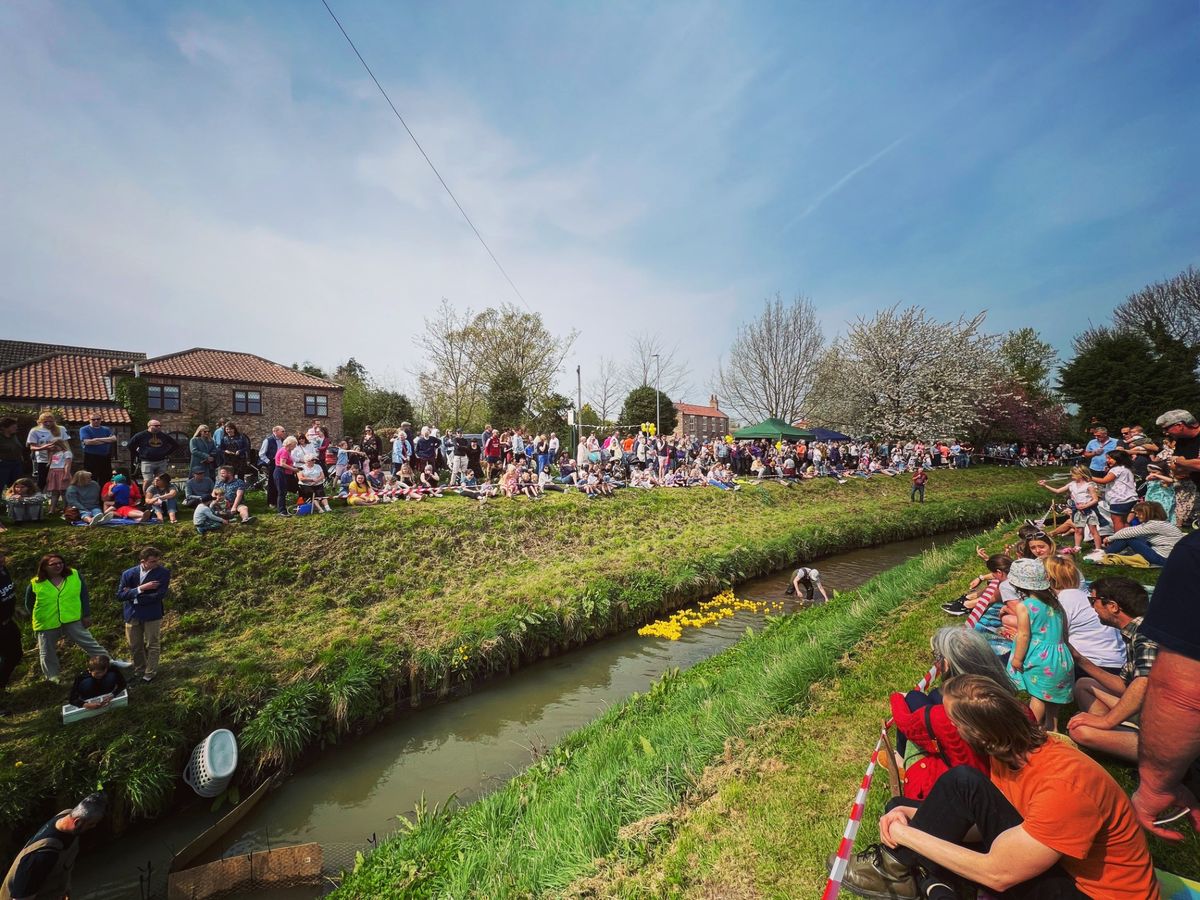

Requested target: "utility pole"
[
  {"left": 576, "top": 364, "right": 582, "bottom": 452},
  {"left": 653, "top": 353, "right": 661, "bottom": 436}
]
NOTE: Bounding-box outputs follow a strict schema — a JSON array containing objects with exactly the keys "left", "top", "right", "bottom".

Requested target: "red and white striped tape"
[{"left": 822, "top": 662, "right": 940, "bottom": 899}]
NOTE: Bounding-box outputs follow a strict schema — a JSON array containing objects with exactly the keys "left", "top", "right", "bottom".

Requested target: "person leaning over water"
[
  {"left": 0, "top": 792, "right": 108, "bottom": 900},
  {"left": 790, "top": 565, "right": 830, "bottom": 604}
]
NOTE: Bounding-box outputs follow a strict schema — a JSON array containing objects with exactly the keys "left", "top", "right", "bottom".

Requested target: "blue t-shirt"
[
  {"left": 79, "top": 425, "right": 114, "bottom": 457},
  {"left": 1085, "top": 437, "right": 1118, "bottom": 472}
]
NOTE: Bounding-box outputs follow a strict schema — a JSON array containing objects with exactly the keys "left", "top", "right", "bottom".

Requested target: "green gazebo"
[{"left": 731, "top": 418, "right": 815, "bottom": 441}]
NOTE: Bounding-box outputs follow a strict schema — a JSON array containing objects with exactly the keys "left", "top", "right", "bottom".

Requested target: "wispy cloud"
[{"left": 789, "top": 134, "right": 908, "bottom": 226}]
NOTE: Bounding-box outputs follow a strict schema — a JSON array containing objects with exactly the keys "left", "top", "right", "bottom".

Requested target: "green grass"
[
  {"left": 557, "top": 537, "right": 1200, "bottom": 898},
  {"left": 332, "top": 527, "right": 1033, "bottom": 898},
  {"left": 0, "top": 468, "right": 1044, "bottom": 849}
]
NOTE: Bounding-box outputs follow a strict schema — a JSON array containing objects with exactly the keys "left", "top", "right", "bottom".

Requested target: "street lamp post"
[{"left": 653, "top": 353, "right": 661, "bottom": 435}]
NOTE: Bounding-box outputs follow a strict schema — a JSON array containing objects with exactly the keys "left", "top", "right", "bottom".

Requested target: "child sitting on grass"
[{"left": 193, "top": 490, "right": 229, "bottom": 534}]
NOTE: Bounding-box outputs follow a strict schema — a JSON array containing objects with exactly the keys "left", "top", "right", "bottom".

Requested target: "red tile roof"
[
  {"left": 113, "top": 348, "right": 342, "bottom": 389},
  {"left": 0, "top": 354, "right": 132, "bottom": 424},
  {"left": 674, "top": 402, "right": 726, "bottom": 417},
  {"left": 0, "top": 353, "right": 125, "bottom": 403},
  {"left": 0, "top": 339, "right": 143, "bottom": 370}
]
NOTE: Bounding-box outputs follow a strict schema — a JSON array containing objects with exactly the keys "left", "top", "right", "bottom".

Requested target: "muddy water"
[{"left": 77, "top": 531, "right": 970, "bottom": 899}]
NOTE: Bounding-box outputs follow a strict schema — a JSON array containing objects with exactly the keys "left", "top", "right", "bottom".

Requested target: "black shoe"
[{"left": 941, "top": 597, "right": 969, "bottom": 616}]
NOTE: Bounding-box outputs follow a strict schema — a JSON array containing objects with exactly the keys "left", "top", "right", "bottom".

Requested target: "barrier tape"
[{"left": 822, "top": 662, "right": 940, "bottom": 899}]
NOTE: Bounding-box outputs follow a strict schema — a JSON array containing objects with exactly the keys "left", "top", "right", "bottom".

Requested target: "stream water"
[{"left": 76, "top": 530, "right": 970, "bottom": 899}]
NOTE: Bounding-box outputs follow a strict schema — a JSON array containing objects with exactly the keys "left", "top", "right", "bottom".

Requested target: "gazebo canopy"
[
  {"left": 732, "top": 418, "right": 815, "bottom": 441},
  {"left": 809, "top": 426, "right": 851, "bottom": 442}
]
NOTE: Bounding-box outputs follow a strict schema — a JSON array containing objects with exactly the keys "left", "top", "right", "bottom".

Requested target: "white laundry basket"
[{"left": 183, "top": 728, "right": 239, "bottom": 798}]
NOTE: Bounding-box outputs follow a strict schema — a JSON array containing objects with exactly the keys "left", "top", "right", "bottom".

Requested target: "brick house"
[
  {"left": 673, "top": 394, "right": 729, "bottom": 441},
  {"left": 0, "top": 346, "right": 145, "bottom": 461},
  {"left": 110, "top": 349, "right": 344, "bottom": 454}
]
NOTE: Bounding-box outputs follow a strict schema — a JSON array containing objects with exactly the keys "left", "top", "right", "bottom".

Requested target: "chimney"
[{"left": 709, "top": 393, "right": 718, "bottom": 409}]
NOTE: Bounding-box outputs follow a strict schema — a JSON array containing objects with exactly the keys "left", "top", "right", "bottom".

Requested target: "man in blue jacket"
[{"left": 116, "top": 547, "right": 170, "bottom": 683}]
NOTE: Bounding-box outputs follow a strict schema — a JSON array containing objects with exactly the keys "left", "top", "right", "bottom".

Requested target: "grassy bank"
[
  {"left": 557, "top": 548, "right": 1199, "bottom": 896},
  {"left": 333, "top": 527, "right": 1031, "bottom": 898},
  {"left": 0, "top": 468, "right": 1043, "bottom": 846}
]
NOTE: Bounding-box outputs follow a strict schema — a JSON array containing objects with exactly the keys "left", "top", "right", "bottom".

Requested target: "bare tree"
[
  {"left": 715, "top": 293, "right": 825, "bottom": 424},
  {"left": 1111, "top": 265, "right": 1200, "bottom": 348},
  {"left": 585, "top": 356, "right": 622, "bottom": 424},
  {"left": 468, "top": 304, "right": 578, "bottom": 402},
  {"left": 622, "top": 333, "right": 691, "bottom": 400},
  {"left": 414, "top": 299, "right": 483, "bottom": 429}
]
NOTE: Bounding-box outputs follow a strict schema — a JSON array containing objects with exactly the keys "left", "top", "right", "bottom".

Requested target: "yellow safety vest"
[{"left": 29, "top": 572, "right": 83, "bottom": 632}]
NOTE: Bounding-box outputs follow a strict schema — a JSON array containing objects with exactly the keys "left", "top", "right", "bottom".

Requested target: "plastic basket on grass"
[{"left": 183, "top": 729, "right": 239, "bottom": 798}]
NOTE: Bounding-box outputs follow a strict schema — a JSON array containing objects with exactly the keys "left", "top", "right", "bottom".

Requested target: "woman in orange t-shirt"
[{"left": 842, "top": 675, "right": 1159, "bottom": 900}]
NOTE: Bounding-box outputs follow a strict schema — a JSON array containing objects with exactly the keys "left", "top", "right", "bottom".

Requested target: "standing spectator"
[
  {"left": 1003, "top": 558, "right": 1072, "bottom": 729},
  {"left": 1091, "top": 449, "right": 1138, "bottom": 531},
  {"left": 1038, "top": 467, "right": 1103, "bottom": 551},
  {"left": 359, "top": 426, "right": 382, "bottom": 472},
  {"left": 1119, "top": 424, "right": 1157, "bottom": 479},
  {"left": 78, "top": 414, "right": 117, "bottom": 487},
  {"left": 273, "top": 436, "right": 299, "bottom": 516},
  {"left": 910, "top": 465, "right": 928, "bottom": 503},
  {"left": 0, "top": 417, "right": 23, "bottom": 491},
  {"left": 449, "top": 430, "right": 469, "bottom": 486},
  {"left": 25, "top": 411, "right": 69, "bottom": 491},
  {"left": 0, "top": 792, "right": 108, "bottom": 900},
  {"left": 189, "top": 424, "right": 217, "bottom": 478},
  {"left": 1156, "top": 409, "right": 1200, "bottom": 529},
  {"left": 305, "top": 418, "right": 324, "bottom": 446},
  {"left": 0, "top": 551, "right": 21, "bottom": 716},
  {"left": 414, "top": 426, "right": 439, "bottom": 473},
  {"left": 391, "top": 428, "right": 412, "bottom": 475},
  {"left": 127, "top": 419, "right": 179, "bottom": 492},
  {"left": 25, "top": 553, "right": 127, "bottom": 683},
  {"left": 218, "top": 422, "right": 250, "bottom": 477},
  {"left": 1082, "top": 426, "right": 1118, "bottom": 476},
  {"left": 258, "top": 425, "right": 286, "bottom": 510},
  {"left": 211, "top": 418, "right": 227, "bottom": 452},
  {"left": 116, "top": 547, "right": 169, "bottom": 683},
  {"left": 43, "top": 433, "right": 72, "bottom": 515},
  {"left": 1133, "top": 530, "right": 1200, "bottom": 840}
]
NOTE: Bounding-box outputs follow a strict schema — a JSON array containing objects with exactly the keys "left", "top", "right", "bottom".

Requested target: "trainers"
[
  {"left": 142, "top": 674, "right": 155, "bottom": 683},
  {"left": 109, "top": 658, "right": 134, "bottom": 670},
  {"left": 96, "top": 510, "right": 115, "bottom": 525},
  {"left": 836, "top": 843, "right": 919, "bottom": 899},
  {"left": 941, "top": 597, "right": 969, "bottom": 616}
]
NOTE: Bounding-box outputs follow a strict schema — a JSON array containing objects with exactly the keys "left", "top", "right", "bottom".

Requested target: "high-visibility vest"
[
  {"left": 0, "top": 810, "right": 77, "bottom": 900},
  {"left": 29, "top": 572, "right": 84, "bottom": 632}
]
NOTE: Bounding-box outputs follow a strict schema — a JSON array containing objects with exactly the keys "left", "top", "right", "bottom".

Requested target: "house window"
[
  {"left": 304, "top": 394, "right": 329, "bottom": 417},
  {"left": 233, "top": 390, "right": 263, "bottom": 415},
  {"left": 147, "top": 384, "right": 180, "bottom": 411}
]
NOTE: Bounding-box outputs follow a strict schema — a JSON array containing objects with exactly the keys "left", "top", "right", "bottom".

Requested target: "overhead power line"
[{"left": 320, "top": 0, "right": 530, "bottom": 309}]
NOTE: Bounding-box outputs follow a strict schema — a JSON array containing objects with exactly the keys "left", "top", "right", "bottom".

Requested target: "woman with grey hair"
[{"left": 888, "top": 627, "right": 1016, "bottom": 801}]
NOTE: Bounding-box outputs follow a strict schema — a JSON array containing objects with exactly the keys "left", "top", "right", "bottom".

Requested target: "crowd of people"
[{"left": 835, "top": 409, "right": 1200, "bottom": 899}]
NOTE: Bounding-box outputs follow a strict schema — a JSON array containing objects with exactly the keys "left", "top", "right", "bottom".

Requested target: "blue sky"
[{"left": 1, "top": 0, "right": 1196, "bottom": 403}]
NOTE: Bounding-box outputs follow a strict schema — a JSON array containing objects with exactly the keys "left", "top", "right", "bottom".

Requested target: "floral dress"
[{"left": 1007, "top": 598, "right": 1073, "bottom": 703}]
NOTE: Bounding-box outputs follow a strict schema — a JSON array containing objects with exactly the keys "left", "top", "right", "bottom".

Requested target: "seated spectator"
[
  {"left": 102, "top": 474, "right": 144, "bottom": 521},
  {"left": 297, "top": 458, "right": 331, "bottom": 513},
  {"left": 843, "top": 674, "right": 1160, "bottom": 900},
  {"left": 1067, "top": 576, "right": 1157, "bottom": 764},
  {"left": 212, "top": 466, "right": 253, "bottom": 523},
  {"left": 889, "top": 628, "right": 1012, "bottom": 802},
  {"left": 68, "top": 654, "right": 127, "bottom": 708},
  {"left": 65, "top": 471, "right": 108, "bottom": 526},
  {"left": 420, "top": 464, "right": 443, "bottom": 497},
  {"left": 1102, "top": 501, "right": 1183, "bottom": 566},
  {"left": 183, "top": 468, "right": 215, "bottom": 507},
  {"left": 193, "top": 491, "right": 229, "bottom": 534},
  {"left": 346, "top": 473, "right": 379, "bottom": 506},
  {"left": 5, "top": 476, "right": 46, "bottom": 525},
  {"left": 144, "top": 474, "right": 179, "bottom": 524},
  {"left": 1042, "top": 555, "right": 1125, "bottom": 677}
]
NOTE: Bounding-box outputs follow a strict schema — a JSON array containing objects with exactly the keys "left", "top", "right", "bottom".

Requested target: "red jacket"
[{"left": 890, "top": 694, "right": 989, "bottom": 800}]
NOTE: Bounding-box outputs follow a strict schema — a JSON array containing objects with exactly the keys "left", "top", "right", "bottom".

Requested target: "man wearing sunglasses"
[{"left": 1155, "top": 410, "right": 1200, "bottom": 529}]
